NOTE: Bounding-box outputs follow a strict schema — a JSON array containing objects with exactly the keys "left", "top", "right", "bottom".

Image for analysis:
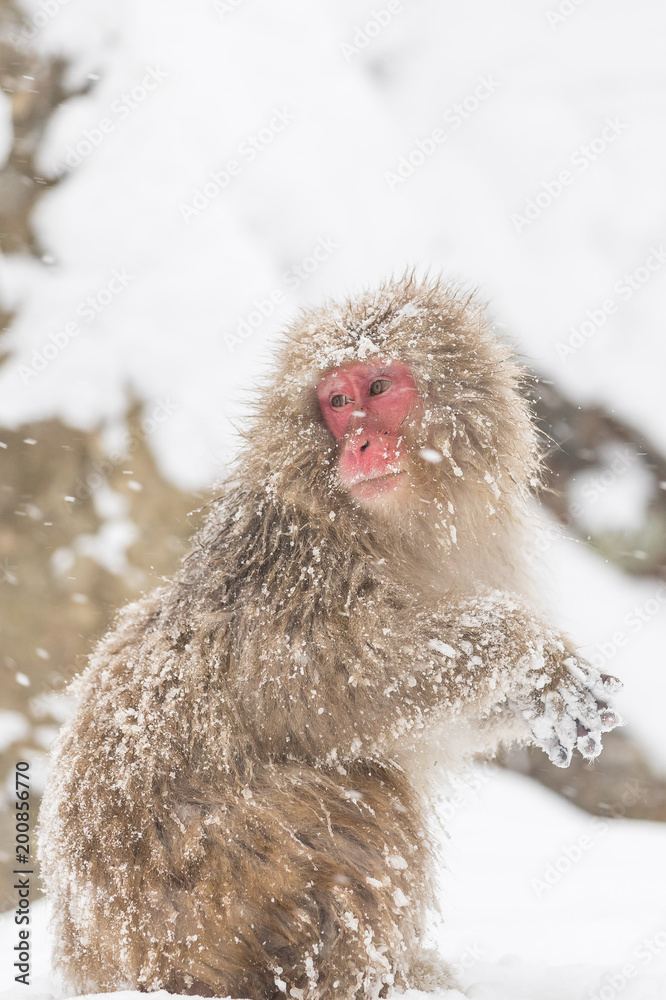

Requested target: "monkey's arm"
[{"left": 361, "top": 589, "right": 622, "bottom": 769}]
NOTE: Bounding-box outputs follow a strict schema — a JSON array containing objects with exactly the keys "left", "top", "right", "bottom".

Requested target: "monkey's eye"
[
  {"left": 369, "top": 379, "right": 392, "bottom": 396},
  {"left": 330, "top": 394, "right": 353, "bottom": 408}
]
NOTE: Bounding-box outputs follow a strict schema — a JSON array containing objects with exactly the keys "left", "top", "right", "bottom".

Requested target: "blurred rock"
[
  {"left": 531, "top": 377, "right": 666, "bottom": 577},
  {"left": 504, "top": 729, "right": 666, "bottom": 822},
  {"left": 0, "top": 412, "right": 198, "bottom": 908}
]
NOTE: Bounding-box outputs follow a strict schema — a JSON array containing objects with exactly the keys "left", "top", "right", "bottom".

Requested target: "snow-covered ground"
[{"left": 2, "top": 0, "right": 666, "bottom": 997}]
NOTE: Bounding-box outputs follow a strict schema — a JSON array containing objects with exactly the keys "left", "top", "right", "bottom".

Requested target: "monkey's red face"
[{"left": 317, "top": 361, "right": 419, "bottom": 505}]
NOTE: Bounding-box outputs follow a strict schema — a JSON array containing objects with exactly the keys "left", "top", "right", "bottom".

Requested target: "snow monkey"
[{"left": 39, "top": 275, "right": 622, "bottom": 998}]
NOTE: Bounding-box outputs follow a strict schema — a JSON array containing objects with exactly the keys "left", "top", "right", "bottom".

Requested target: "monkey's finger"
[
  {"left": 566, "top": 660, "right": 623, "bottom": 703},
  {"left": 558, "top": 684, "right": 601, "bottom": 732},
  {"left": 563, "top": 655, "right": 601, "bottom": 690},
  {"left": 542, "top": 737, "right": 573, "bottom": 769},
  {"left": 530, "top": 691, "right": 576, "bottom": 767},
  {"left": 587, "top": 674, "right": 623, "bottom": 702},
  {"left": 598, "top": 707, "right": 624, "bottom": 732},
  {"left": 576, "top": 723, "right": 602, "bottom": 760},
  {"left": 552, "top": 706, "right": 580, "bottom": 760},
  {"left": 585, "top": 692, "right": 624, "bottom": 731}
]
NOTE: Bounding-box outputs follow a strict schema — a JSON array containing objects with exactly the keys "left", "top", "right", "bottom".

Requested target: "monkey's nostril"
[{"left": 360, "top": 440, "right": 370, "bottom": 452}]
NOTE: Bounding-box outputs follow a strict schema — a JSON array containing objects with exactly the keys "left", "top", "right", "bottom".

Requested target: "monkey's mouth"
[{"left": 349, "top": 471, "right": 407, "bottom": 502}]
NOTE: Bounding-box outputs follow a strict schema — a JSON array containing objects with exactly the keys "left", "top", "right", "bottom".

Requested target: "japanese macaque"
[{"left": 39, "top": 275, "right": 621, "bottom": 999}]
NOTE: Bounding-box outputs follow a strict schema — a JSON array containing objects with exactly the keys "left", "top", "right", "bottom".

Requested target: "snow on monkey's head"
[{"left": 243, "top": 275, "right": 539, "bottom": 553}]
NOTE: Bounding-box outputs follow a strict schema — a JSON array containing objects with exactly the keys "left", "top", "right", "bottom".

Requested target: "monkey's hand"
[{"left": 515, "top": 650, "right": 623, "bottom": 768}]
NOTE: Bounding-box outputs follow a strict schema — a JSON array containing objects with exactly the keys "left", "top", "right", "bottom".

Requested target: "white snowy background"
[{"left": 2, "top": 0, "right": 666, "bottom": 997}]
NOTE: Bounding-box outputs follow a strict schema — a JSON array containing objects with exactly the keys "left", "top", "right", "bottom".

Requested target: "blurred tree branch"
[
  {"left": 502, "top": 376, "right": 666, "bottom": 819},
  {"left": 531, "top": 377, "right": 666, "bottom": 576}
]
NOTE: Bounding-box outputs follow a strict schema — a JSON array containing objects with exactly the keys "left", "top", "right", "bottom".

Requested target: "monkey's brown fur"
[{"left": 39, "top": 276, "right": 619, "bottom": 998}]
